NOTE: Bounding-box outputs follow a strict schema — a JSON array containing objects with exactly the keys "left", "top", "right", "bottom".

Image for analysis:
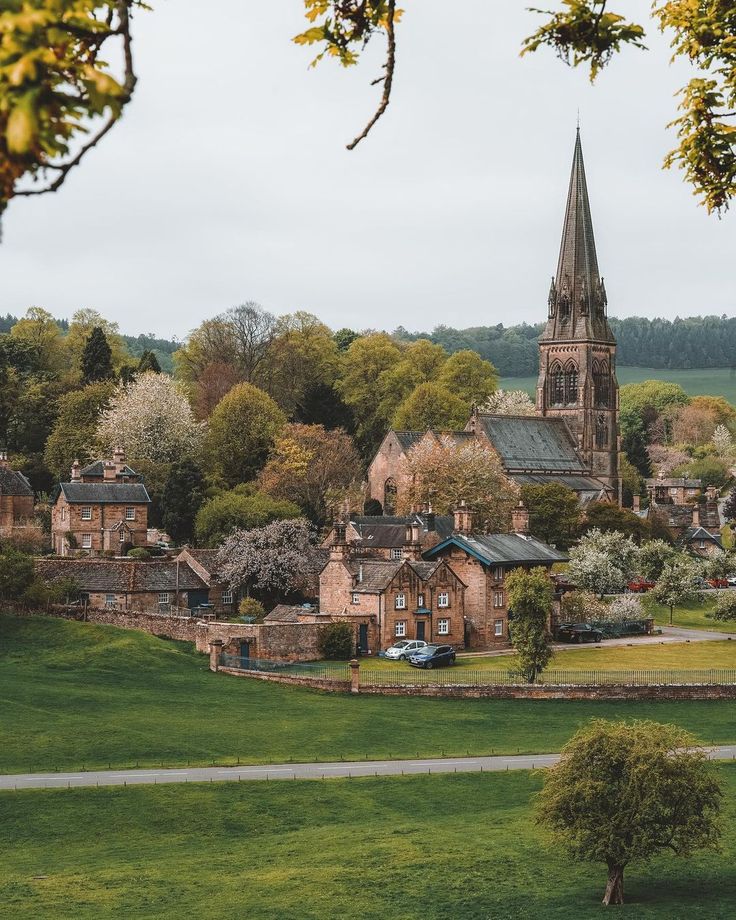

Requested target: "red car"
[
  {"left": 627, "top": 578, "right": 655, "bottom": 593},
  {"left": 707, "top": 578, "right": 729, "bottom": 589}
]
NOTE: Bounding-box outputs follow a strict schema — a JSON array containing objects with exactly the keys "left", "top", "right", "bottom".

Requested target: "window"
[
  {"left": 438, "top": 618, "right": 450, "bottom": 635},
  {"left": 417, "top": 593, "right": 425, "bottom": 608},
  {"left": 565, "top": 365, "right": 578, "bottom": 405},
  {"left": 395, "top": 593, "right": 406, "bottom": 609},
  {"left": 550, "top": 366, "right": 565, "bottom": 405},
  {"left": 437, "top": 592, "right": 449, "bottom": 608},
  {"left": 390, "top": 548, "right": 403, "bottom": 560},
  {"left": 125, "top": 507, "right": 135, "bottom": 521},
  {"left": 61, "top": 506, "right": 66, "bottom": 522},
  {"left": 494, "top": 619, "right": 504, "bottom": 637},
  {"left": 493, "top": 591, "right": 504, "bottom": 608},
  {"left": 670, "top": 488, "right": 678, "bottom": 496},
  {"left": 81, "top": 506, "right": 92, "bottom": 521},
  {"left": 395, "top": 621, "right": 406, "bottom": 637},
  {"left": 105, "top": 594, "right": 115, "bottom": 608},
  {"left": 119, "top": 530, "right": 125, "bottom": 543},
  {"left": 688, "top": 488, "right": 697, "bottom": 496},
  {"left": 699, "top": 540, "right": 705, "bottom": 549},
  {"left": 158, "top": 592, "right": 171, "bottom": 605},
  {"left": 81, "top": 533, "right": 92, "bottom": 549},
  {"left": 493, "top": 566, "right": 504, "bottom": 581},
  {"left": 351, "top": 593, "right": 360, "bottom": 605},
  {"left": 221, "top": 590, "right": 234, "bottom": 605}
]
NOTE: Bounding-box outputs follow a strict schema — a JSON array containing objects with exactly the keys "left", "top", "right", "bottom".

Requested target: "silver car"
[{"left": 384, "top": 639, "right": 428, "bottom": 661}]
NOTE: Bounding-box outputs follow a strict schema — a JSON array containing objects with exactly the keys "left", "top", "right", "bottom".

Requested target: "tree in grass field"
[
  {"left": 650, "top": 554, "right": 702, "bottom": 625},
  {"left": 537, "top": 720, "right": 722, "bottom": 906},
  {"left": 567, "top": 529, "right": 639, "bottom": 598},
  {"left": 706, "top": 591, "right": 736, "bottom": 623},
  {"left": 505, "top": 567, "right": 554, "bottom": 683}
]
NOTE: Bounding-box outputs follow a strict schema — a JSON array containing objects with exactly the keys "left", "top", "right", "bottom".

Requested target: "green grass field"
[
  {"left": 3, "top": 769, "right": 735, "bottom": 919},
  {"left": 644, "top": 595, "right": 736, "bottom": 634},
  {"left": 501, "top": 366, "right": 736, "bottom": 402},
  {"left": 3, "top": 615, "right": 736, "bottom": 774}
]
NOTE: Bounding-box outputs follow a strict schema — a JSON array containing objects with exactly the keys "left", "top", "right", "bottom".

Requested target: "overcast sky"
[{"left": 2, "top": 1, "right": 734, "bottom": 340}]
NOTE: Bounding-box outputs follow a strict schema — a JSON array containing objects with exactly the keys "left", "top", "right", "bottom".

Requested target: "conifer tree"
[
  {"left": 161, "top": 458, "right": 206, "bottom": 545},
  {"left": 137, "top": 349, "right": 161, "bottom": 374},
  {"left": 81, "top": 326, "right": 114, "bottom": 384}
]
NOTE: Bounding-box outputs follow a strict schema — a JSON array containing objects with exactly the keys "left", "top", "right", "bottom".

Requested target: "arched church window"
[
  {"left": 384, "top": 478, "right": 398, "bottom": 515},
  {"left": 564, "top": 363, "right": 578, "bottom": 405},
  {"left": 549, "top": 365, "right": 565, "bottom": 406},
  {"left": 593, "top": 360, "right": 610, "bottom": 408},
  {"left": 595, "top": 414, "right": 608, "bottom": 449}
]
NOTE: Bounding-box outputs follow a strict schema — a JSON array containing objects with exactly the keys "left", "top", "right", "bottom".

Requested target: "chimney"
[
  {"left": 692, "top": 506, "right": 700, "bottom": 527},
  {"left": 103, "top": 460, "right": 116, "bottom": 482},
  {"left": 71, "top": 459, "right": 81, "bottom": 482},
  {"left": 113, "top": 446, "right": 126, "bottom": 475},
  {"left": 453, "top": 501, "right": 474, "bottom": 536},
  {"left": 632, "top": 495, "right": 641, "bottom": 513},
  {"left": 0, "top": 448, "right": 7, "bottom": 470},
  {"left": 403, "top": 522, "right": 422, "bottom": 560},
  {"left": 511, "top": 501, "right": 530, "bottom": 535},
  {"left": 706, "top": 485, "right": 718, "bottom": 501},
  {"left": 330, "top": 520, "right": 349, "bottom": 561}
]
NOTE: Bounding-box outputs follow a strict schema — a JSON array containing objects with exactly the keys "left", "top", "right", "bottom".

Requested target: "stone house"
[
  {"left": 682, "top": 525, "right": 724, "bottom": 558},
  {"left": 636, "top": 480, "right": 721, "bottom": 542},
  {"left": 646, "top": 474, "right": 703, "bottom": 506},
  {"left": 423, "top": 505, "right": 567, "bottom": 648},
  {"left": 174, "top": 548, "right": 240, "bottom": 619},
  {"left": 0, "top": 450, "right": 34, "bottom": 538},
  {"left": 321, "top": 512, "right": 454, "bottom": 560},
  {"left": 51, "top": 451, "right": 151, "bottom": 556},
  {"left": 36, "top": 557, "right": 210, "bottom": 611}
]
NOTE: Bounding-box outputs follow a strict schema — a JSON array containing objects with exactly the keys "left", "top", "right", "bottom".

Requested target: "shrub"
[
  {"left": 127, "top": 547, "right": 151, "bottom": 559},
  {"left": 561, "top": 590, "right": 607, "bottom": 623},
  {"left": 607, "top": 594, "right": 643, "bottom": 622},
  {"left": 318, "top": 622, "right": 354, "bottom": 660},
  {"left": 707, "top": 592, "right": 736, "bottom": 622},
  {"left": 239, "top": 597, "right": 266, "bottom": 622}
]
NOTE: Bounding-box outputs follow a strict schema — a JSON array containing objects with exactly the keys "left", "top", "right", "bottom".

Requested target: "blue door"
[
  {"left": 358, "top": 624, "right": 368, "bottom": 654},
  {"left": 239, "top": 641, "right": 251, "bottom": 663}
]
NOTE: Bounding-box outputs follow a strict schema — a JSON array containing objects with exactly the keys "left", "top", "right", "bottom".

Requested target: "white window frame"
[
  {"left": 437, "top": 592, "right": 449, "bottom": 608},
  {"left": 125, "top": 507, "right": 135, "bottom": 521},
  {"left": 417, "top": 593, "right": 425, "bottom": 608},
  {"left": 493, "top": 566, "right": 504, "bottom": 581},
  {"left": 669, "top": 487, "right": 678, "bottom": 496},
  {"left": 494, "top": 619, "right": 504, "bottom": 637},
  {"left": 395, "top": 621, "right": 406, "bottom": 637},
  {"left": 81, "top": 533, "right": 92, "bottom": 549},
  {"left": 494, "top": 591, "right": 504, "bottom": 609},
  {"left": 221, "top": 590, "right": 234, "bottom": 605},
  {"left": 395, "top": 593, "right": 406, "bottom": 610},
  {"left": 390, "top": 548, "right": 403, "bottom": 560},
  {"left": 158, "top": 592, "right": 171, "bottom": 605},
  {"left": 437, "top": 618, "right": 450, "bottom": 635},
  {"left": 81, "top": 506, "right": 92, "bottom": 521},
  {"left": 105, "top": 594, "right": 116, "bottom": 608},
  {"left": 351, "top": 593, "right": 360, "bottom": 605}
]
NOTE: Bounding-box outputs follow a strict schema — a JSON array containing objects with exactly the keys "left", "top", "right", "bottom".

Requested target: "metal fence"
[
  {"left": 361, "top": 668, "right": 736, "bottom": 687},
  {"left": 219, "top": 654, "right": 350, "bottom": 681}
]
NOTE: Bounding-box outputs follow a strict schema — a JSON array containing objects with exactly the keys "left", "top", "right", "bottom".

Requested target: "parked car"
[
  {"left": 627, "top": 578, "right": 655, "bottom": 593},
  {"left": 727, "top": 576, "right": 736, "bottom": 588},
  {"left": 555, "top": 623, "right": 603, "bottom": 644},
  {"left": 408, "top": 644, "right": 456, "bottom": 669},
  {"left": 384, "top": 639, "right": 428, "bottom": 661},
  {"left": 707, "top": 577, "right": 729, "bottom": 589}
]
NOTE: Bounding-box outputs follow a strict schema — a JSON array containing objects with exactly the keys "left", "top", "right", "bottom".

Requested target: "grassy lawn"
[
  {"left": 644, "top": 595, "right": 736, "bottom": 634},
  {"left": 3, "top": 768, "right": 736, "bottom": 919},
  {"left": 501, "top": 366, "right": 736, "bottom": 402}
]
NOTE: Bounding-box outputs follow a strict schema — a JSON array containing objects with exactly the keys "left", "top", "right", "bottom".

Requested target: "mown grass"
[
  {"left": 644, "top": 595, "right": 736, "bottom": 634},
  {"left": 2, "top": 768, "right": 736, "bottom": 919},
  {"left": 2, "top": 615, "right": 736, "bottom": 774}
]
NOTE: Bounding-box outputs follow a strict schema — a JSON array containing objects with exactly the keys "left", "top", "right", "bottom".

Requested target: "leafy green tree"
[
  {"left": 392, "top": 382, "right": 468, "bottom": 432},
  {"left": 0, "top": 547, "right": 35, "bottom": 600},
  {"left": 204, "top": 383, "right": 286, "bottom": 487},
  {"left": 505, "top": 567, "right": 554, "bottom": 683},
  {"left": 672, "top": 456, "right": 731, "bottom": 490},
  {"left": 44, "top": 381, "right": 115, "bottom": 482},
  {"left": 137, "top": 350, "right": 161, "bottom": 374},
  {"left": 436, "top": 349, "right": 498, "bottom": 405},
  {"left": 161, "top": 458, "right": 206, "bottom": 544},
  {"left": 520, "top": 483, "right": 579, "bottom": 548},
  {"left": 707, "top": 591, "right": 736, "bottom": 622},
  {"left": 376, "top": 339, "right": 448, "bottom": 427},
  {"left": 583, "top": 502, "right": 651, "bottom": 542},
  {"left": 621, "top": 426, "right": 652, "bottom": 480},
  {"left": 238, "top": 597, "right": 266, "bottom": 622},
  {"left": 637, "top": 539, "right": 677, "bottom": 581},
  {"left": 537, "top": 719, "right": 722, "bottom": 906},
  {"left": 318, "top": 622, "right": 355, "bottom": 660},
  {"left": 67, "top": 309, "right": 130, "bottom": 376},
  {"left": 334, "top": 328, "right": 360, "bottom": 352},
  {"left": 651, "top": 554, "right": 702, "bottom": 624},
  {"left": 194, "top": 490, "right": 300, "bottom": 548},
  {"left": 81, "top": 326, "right": 114, "bottom": 384},
  {"left": 9, "top": 308, "right": 66, "bottom": 375}
]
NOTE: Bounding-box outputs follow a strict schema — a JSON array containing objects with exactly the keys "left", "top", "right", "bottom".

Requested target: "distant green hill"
[{"left": 500, "top": 366, "right": 736, "bottom": 403}]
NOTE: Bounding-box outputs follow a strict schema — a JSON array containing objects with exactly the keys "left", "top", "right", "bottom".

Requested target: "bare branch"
[{"left": 346, "top": 0, "right": 396, "bottom": 150}]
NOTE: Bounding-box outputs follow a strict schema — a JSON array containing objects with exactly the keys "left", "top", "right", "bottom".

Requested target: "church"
[{"left": 367, "top": 129, "right": 621, "bottom": 513}]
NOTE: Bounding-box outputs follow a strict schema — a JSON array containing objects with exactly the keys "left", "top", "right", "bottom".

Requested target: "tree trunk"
[
  {"left": 669, "top": 605, "right": 674, "bottom": 625},
  {"left": 602, "top": 863, "right": 624, "bottom": 905}
]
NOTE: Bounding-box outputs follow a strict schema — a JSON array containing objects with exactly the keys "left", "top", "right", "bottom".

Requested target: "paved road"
[{"left": 3, "top": 746, "right": 736, "bottom": 790}]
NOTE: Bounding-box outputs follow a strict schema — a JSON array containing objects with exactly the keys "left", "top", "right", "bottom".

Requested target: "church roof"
[
  {"left": 473, "top": 414, "right": 585, "bottom": 473},
  {"left": 541, "top": 129, "right": 615, "bottom": 345},
  {"left": 424, "top": 533, "right": 568, "bottom": 566}
]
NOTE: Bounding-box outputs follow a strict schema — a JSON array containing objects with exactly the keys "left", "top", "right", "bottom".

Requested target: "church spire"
[{"left": 543, "top": 128, "right": 614, "bottom": 344}]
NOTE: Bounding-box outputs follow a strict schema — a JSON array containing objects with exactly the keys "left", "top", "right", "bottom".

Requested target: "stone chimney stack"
[
  {"left": 453, "top": 501, "right": 474, "bottom": 536},
  {"left": 71, "top": 459, "right": 81, "bottom": 482},
  {"left": 330, "top": 520, "right": 349, "bottom": 561},
  {"left": 0, "top": 448, "right": 8, "bottom": 470},
  {"left": 103, "top": 460, "right": 116, "bottom": 482},
  {"left": 632, "top": 495, "right": 641, "bottom": 513},
  {"left": 692, "top": 506, "right": 700, "bottom": 527},
  {"left": 403, "top": 522, "right": 422, "bottom": 560},
  {"left": 706, "top": 485, "right": 718, "bottom": 501},
  {"left": 113, "top": 446, "right": 126, "bottom": 476},
  {"left": 511, "top": 501, "right": 530, "bottom": 535}
]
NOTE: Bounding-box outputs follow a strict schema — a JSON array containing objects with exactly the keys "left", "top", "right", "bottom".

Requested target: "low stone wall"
[
  {"left": 7, "top": 604, "right": 201, "bottom": 642},
  {"left": 217, "top": 667, "right": 351, "bottom": 693},
  {"left": 195, "top": 621, "right": 323, "bottom": 660},
  {"left": 355, "top": 683, "right": 736, "bottom": 700}
]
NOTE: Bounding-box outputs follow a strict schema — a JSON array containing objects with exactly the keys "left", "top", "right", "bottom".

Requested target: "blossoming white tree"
[
  {"left": 95, "top": 372, "right": 203, "bottom": 464},
  {"left": 481, "top": 389, "right": 536, "bottom": 417},
  {"left": 567, "top": 529, "right": 640, "bottom": 597},
  {"left": 712, "top": 424, "right": 733, "bottom": 458}
]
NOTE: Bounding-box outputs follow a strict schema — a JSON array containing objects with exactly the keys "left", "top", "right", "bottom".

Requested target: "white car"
[{"left": 384, "top": 639, "right": 428, "bottom": 661}]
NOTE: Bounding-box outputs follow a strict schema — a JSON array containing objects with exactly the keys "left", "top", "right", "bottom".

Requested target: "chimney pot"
[
  {"left": 71, "top": 459, "right": 81, "bottom": 482},
  {"left": 511, "top": 501, "right": 530, "bottom": 535}
]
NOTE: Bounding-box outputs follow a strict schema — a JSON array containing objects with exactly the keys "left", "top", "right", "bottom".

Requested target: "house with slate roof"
[
  {"left": 0, "top": 449, "right": 34, "bottom": 538},
  {"left": 367, "top": 129, "right": 620, "bottom": 515},
  {"left": 36, "top": 558, "right": 210, "bottom": 611},
  {"left": 51, "top": 449, "right": 151, "bottom": 556},
  {"left": 321, "top": 511, "right": 455, "bottom": 560}
]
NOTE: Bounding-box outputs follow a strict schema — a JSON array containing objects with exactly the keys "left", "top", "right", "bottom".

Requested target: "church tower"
[{"left": 537, "top": 129, "right": 620, "bottom": 499}]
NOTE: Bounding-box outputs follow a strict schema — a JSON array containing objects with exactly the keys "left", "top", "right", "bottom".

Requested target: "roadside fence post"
[
  {"left": 209, "top": 639, "right": 223, "bottom": 672},
  {"left": 350, "top": 658, "right": 360, "bottom": 694}
]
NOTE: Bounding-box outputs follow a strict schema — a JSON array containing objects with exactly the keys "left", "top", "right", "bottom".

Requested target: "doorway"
[{"left": 416, "top": 621, "right": 426, "bottom": 642}]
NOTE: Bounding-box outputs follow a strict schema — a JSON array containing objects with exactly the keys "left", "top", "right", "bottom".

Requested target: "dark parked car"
[
  {"left": 408, "top": 644, "right": 456, "bottom": 669},
  {"left": 555, "top": 623, "right": 603, "bottom": 644}
]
